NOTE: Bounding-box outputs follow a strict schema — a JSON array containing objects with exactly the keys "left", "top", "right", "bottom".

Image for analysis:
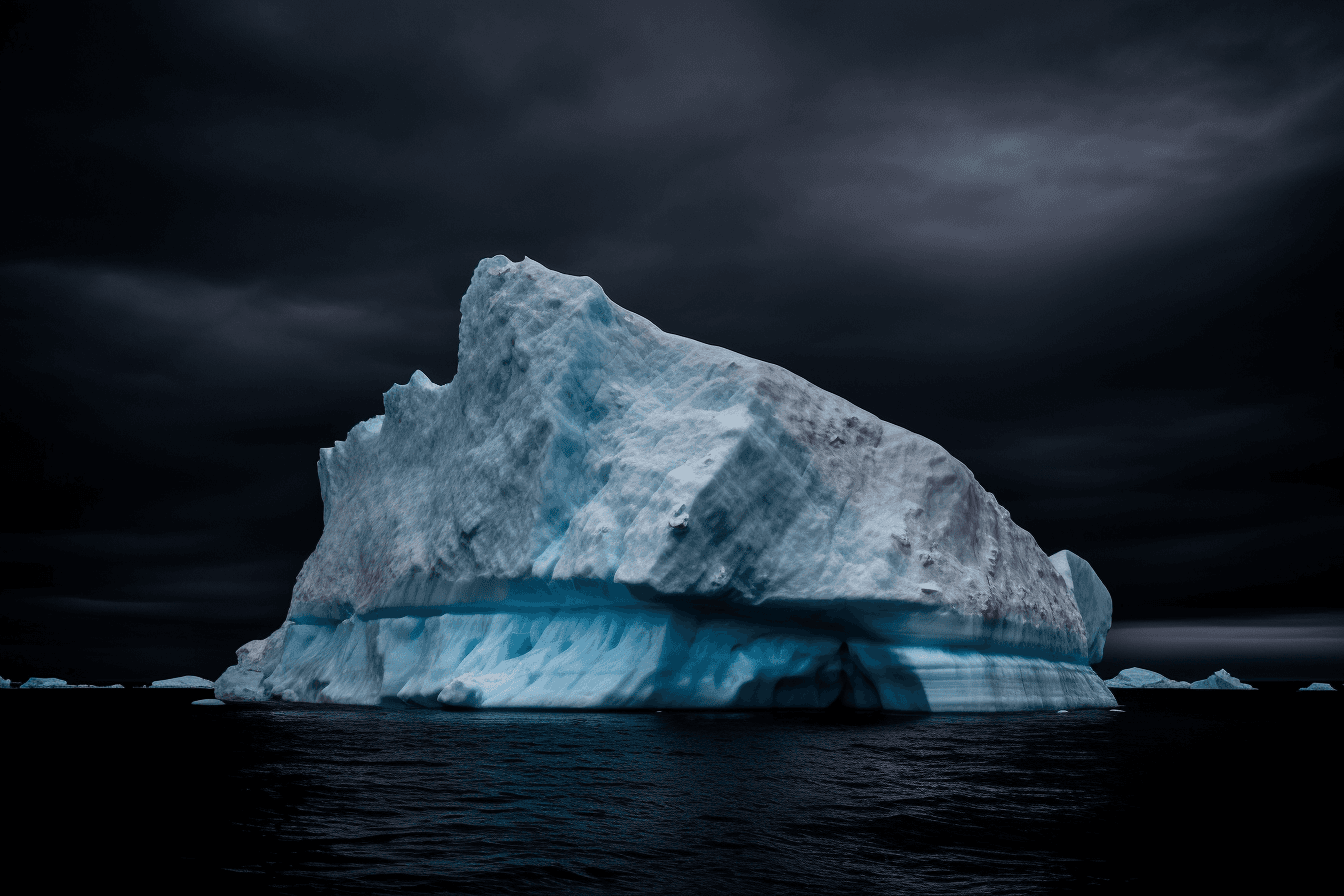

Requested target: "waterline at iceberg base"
[
  {"left": 222, "top": 591, "right": 1114, "bottom": 712},
  {"left": 218, "top": 256, "right": 1115, "bottom": 712}
]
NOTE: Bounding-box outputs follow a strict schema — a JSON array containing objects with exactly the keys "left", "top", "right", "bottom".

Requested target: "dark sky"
[{"left": 3, "top": 1, "right": 1342, "bottom": 683}]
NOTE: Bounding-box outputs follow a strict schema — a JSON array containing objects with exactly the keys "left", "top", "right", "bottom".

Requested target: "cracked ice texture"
[{"left": 216, "top": 257, "right": 1114, "bottom": 711}]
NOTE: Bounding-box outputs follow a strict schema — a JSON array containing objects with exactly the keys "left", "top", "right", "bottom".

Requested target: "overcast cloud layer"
[{"left": 2, "top": 1, "right": 1342, "bottom": 681}]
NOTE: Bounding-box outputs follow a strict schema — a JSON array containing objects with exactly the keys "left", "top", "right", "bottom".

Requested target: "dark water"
[{"left": 4, "top": 690, "right": 1339, "bottom": 894}]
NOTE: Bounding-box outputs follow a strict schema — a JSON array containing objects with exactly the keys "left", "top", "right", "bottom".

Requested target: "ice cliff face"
[
  {"left": 1047, "top": 550, "right": 1111, "bottom": 664},
  {"left": 217, "top": 256, "right": 1116, "bottom": 711}
]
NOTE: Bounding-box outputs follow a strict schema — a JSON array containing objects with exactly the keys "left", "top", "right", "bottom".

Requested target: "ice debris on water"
[
  {"left": 1104, "top": 668, "right": 1192, "bottom": 689},
  {"left": 216, "top": 256, "right": 1118, "bottom": 712},
  {"left": 150, "top": 675, "right": 215, "bottom": 688},
  {"left": 1299, "top": 682, "right": 1336, "bottom": 691},
  {"left": 192, "top": 698, "right": 226, "bottom": 705},
  {"left": 1190, "top": 669, "right": 1255, "bottom": 690}
]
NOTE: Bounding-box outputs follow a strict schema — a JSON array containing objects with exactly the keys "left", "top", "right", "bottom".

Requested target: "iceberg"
[
  {"left": 17, "top": 678, "right": 126, "bottom": 688},
  {"left": 217, "top": 256, "right": 1116, "bottom": 711},
  {"left": 1104, "top": 667, "right": 1191, "bottom": 689},
  {"left": 149, "top": 675, "right": 215, "bottom": 688},
  {"left": 1, "top": 676, "right": 9, "bottom": 688},
  {"left": 1190, "top": 669, "right": 1255, "bottom": 690},
  {"left": 20, "top": 677, "right": 70, "bottom": 688},
  {"left": 1299, "top": 682, "right": 1335, "bottom": 691}
]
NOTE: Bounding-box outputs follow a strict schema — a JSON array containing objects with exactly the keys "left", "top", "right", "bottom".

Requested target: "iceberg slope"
[{"left": 218, "top": 256, "right": 1115, "bottom": 711}]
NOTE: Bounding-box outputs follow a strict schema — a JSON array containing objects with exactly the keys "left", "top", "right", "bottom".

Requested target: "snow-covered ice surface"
[
  {"left": 1104, "top": 668, "right": 1192, "bottom": 689},
  {"left": 1300, "top": 682, "right": 1336, "bottom": 691},
  {"left": 149, "top": 675, "right": 215, "bottom": 688},
  {"left": 217, "top": 256, "right": 1116, "bottom": 711},
  {"left": 1190, "top": 670, "right": 1255, "bottom": 690}
]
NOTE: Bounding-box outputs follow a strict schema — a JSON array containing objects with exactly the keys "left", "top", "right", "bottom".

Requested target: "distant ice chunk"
[
  {"left": 192, "top": 698, "right": 226, "bottom": 705},
  {"left": 150, "top": 675, "right": 215, "bottom": 688},
  {"left": 20, "top": 677, "right": 69, "bottom": 688},
  {"left": 1104, "top": 667, "right": 1191, "bottom": 689},
  {"left": 1299, "top": 682, "right": 1336, "bottom": 691},
  {"left": 1, "top": 676, "right": 9, "bottom": 688},
  {"left": 1190, "top": 669, "right": 1255, "bottom": 690}
]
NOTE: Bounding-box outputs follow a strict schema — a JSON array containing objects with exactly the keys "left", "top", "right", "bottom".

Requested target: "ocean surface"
[{"left": 4, "top": 688, "right": 1339, "bottom": 894}]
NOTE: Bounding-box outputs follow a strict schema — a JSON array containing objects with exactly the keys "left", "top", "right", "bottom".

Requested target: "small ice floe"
[
  {"left": 150, "top": 675, "right": 215, "bottom": 688},
  {"left": 1109, "top": 709, "right": 1125, "bottom": 712},
  {"left": 1299, "top": 682, "right": 1336, "bottom": 691},
  {"left": 192, "top": 698, "right": 226, "bottom": 706},
  {"left": 1104, "top": 668, "right": 1190, "bottom": 688},
  {"left": 1190, "top": 669, "right": 1255, "bottom": 690},
  {"left": 1056, "top": 710, "right": 1068, "bottom": 713},
  {"left": 20, "top": 677, "right": 69, "bottom": 688}
]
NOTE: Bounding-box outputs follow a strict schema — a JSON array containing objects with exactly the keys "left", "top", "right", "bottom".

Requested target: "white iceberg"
[
  {"left": 150, "top": 675, "right": 215, "bottom": 688},
  {"left": 1299, "top": 682, "right": 1335, "bottom": 691},
  {"left": 1190, "top": 669, "right": 1255, "bottom": 690},
  {"left": 217, "top": 256, "right": 1116, "bottom": 712},
  {"left": 20, "top": 677, "right": 70, "bottom": 688},
  {"left": 1104, "top": 667, "right": 1192, "bottom": 689}
]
